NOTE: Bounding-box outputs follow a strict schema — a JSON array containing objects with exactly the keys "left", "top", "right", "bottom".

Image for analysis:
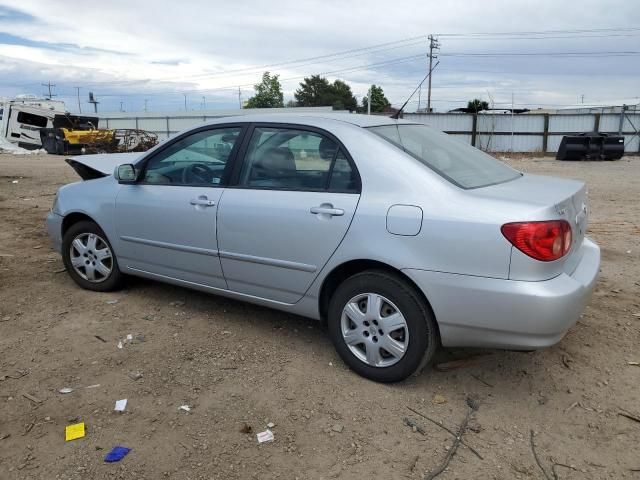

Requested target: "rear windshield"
[{"left": 369, "top": 124, "right": 521, "bottom": 189}]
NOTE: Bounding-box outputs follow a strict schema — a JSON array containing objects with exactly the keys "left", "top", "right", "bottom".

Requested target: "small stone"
[
  {"left": 331, "top": 424, "right": 344, "bottom": 433},
  {"left": 266, "top": 422, "right": 275, "bottom": 429},
  {"left": 128, "top": 371, "right": 143, "bottom": 381},
  {"left": 432, "top": 394, "right": 447, "bottom": 405}
]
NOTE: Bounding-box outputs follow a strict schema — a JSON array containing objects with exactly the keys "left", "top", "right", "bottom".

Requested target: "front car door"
[
  {"left": 114, "top": 125, "right": 245, "bottom": 288},
  {"left": 217, "top": 124, "right": 361, "bottom": 303}
]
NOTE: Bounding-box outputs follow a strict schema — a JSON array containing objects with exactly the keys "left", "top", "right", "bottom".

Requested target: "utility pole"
[
  {"left": 143, "top": 99, "right": 148, "bottom": 112},
  {"left": 581, "top": 94, "right": 585, "bottom": 104},
  {"left": 202, "top": 96, "right": 206, "bottom": 110},
  {"left": 238, "top": 87, "right": 242, "bottom": 109},
  {"left": 120, "top": 101, "right": 124, "bottom": 112},
  {"left": 42, "top": 81, "right": 56, "bottom": 100},
  {"left": 367, "top": 85, "right": 371, "bottom": 115},
  {"left": 426, "top": 35, "right": 440, "bottom": 113},
  {"left": 183, "top": 93, "right": 187, "bottom": 111},
  {"left": 74, "top": 86, "right": 82, "bottom": 113}
]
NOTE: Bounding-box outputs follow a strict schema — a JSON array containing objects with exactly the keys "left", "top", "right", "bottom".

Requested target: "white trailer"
[{"left": 0, "top": 96, "right": 66, "bottom": 150}]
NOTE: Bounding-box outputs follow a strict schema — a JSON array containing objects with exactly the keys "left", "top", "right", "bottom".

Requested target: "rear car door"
[
  {"left": 114, "top": 125, "right": 244, "bottom": 288},
  {"left": 217, "top": 124, "right": 361, "bottom": 303}
]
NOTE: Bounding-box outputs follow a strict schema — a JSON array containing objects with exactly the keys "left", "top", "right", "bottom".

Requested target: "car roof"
[{"left": 201, "top": 112, "right": 418, "bottom": 129}]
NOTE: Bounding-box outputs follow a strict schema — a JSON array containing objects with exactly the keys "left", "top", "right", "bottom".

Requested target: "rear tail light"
[{"left": 501, "top": 220, "right": 572, "bottom": 262}]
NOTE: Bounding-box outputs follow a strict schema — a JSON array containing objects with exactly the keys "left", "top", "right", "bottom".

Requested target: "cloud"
[{"left": 0, "top": 0, "right": 637, "bottom": 112}]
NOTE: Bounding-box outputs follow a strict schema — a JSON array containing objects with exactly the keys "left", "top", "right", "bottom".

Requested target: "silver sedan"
[{"left": 46, "top": 113, "right": 600, "bottom": 382}]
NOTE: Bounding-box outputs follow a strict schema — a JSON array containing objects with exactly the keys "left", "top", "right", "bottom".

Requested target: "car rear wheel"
[
  {"left": 327, "top": 270, "right": 438, "bottom": 382},
  {"left": 61, "top": 220, "right": 123, "bottom": 292}
]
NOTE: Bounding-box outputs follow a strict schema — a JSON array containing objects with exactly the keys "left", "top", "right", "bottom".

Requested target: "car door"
[
  {"left": 217, "top": 125, "right": 361, "bottom": 303},
  {"left": 114, "top": 125, "right": 245, "bottom": 288}
]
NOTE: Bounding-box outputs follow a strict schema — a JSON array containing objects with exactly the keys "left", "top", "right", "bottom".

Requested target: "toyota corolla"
[{"left": 46, "top": 113, "right": 600, "bottom": 382}]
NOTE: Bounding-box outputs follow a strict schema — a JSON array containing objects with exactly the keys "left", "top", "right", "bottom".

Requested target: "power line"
[{"left": 41, "top": 81, "right": 56, "bottom": 99}]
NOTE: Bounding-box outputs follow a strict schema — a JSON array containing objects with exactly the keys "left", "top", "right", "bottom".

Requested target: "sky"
[{"left": 0, "top": 0, "right": 638, "bottom": 114}]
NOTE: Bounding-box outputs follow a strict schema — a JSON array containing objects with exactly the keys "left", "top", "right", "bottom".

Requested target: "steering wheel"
[{"left": 182, "top": 163, "right": 215, "bottom": 184}]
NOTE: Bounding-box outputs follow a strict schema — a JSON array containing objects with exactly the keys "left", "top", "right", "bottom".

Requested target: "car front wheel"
[
  {"left": 61, "top": 220, "right": 123, "bottom": 292},
  {"left": 327, "top": 270, "right": 438, "bottom": 382}
]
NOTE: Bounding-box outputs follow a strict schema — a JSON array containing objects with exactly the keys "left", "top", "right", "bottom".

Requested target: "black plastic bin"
[{"left": 557, "top": 132, "right": 624, "bottom": 161}]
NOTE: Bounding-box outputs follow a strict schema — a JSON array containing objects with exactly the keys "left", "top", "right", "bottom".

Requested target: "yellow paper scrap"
[{"left": 65, "top": 422, "right": 85, "bottom": 441}]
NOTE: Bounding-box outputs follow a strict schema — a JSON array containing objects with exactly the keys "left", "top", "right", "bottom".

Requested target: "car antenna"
[{"left": 390, "top": 60, "right": 439, "bottom": 119}]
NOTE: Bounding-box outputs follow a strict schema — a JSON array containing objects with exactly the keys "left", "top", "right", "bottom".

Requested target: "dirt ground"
[{"left": 0, "top": 152, "right": 639, "bottom": 480}]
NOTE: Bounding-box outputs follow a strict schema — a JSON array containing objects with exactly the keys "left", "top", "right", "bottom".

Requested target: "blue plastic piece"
[{"left": 104, "top": 446, "right": 131, "bottom": 463}]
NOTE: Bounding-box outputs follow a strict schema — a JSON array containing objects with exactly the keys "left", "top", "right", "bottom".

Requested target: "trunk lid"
[
  {"left": 468, "top": 173, "right": 588, "bottom": 280},
  {"left": 66, "top": 152, "right": 142, "bottom": 180}
]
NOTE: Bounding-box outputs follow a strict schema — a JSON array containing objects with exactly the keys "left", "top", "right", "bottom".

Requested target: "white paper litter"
[
  {"left": 126, "top": 334, "right": 133, "bottom": 341},
  {"left": 257, "top": 429, "right": 274, "bottom": 443},
  {"left": 179, "top": 405, "right": 191, "bottom": 412},
  {"left": 114, "top": 399, "right": 128, "bottom": 412},
  {"left": 117, "top": 340, "right": 123, "bottom": 349},
  {"left": 59, "top": 387, "right": 73, "bottom": 394},
  {"left": 106, "top": 299, "right": 119, "bottom": 305},
  {"left": 85, "top": 384, "right": 101, "bottom": 389},
  {"left": 11, "top": 180, "right": 18, "bottom": 184}
]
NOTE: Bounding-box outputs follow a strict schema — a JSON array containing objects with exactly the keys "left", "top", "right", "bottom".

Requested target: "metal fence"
[
  {"left": 98, "top": 109, "right": 640, "bottom": 154},
  {"left": 403, "top": 112, "right": 640, "bottom": 153}
]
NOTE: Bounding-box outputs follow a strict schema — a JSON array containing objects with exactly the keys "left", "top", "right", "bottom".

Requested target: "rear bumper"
[
  {"left": 403, "top": 236, "right": 600, "bottom": 350},
  {"left": 46, "top": 211, "right": 63, "bottom": 253}
]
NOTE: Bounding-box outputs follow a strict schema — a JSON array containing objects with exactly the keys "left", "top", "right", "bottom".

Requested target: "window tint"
[
  {"left": 240, "top": 127, "right": 339, "bottom": 190},
  {"left": 17, "top": 111, "right": 48, "bottom": 128},
  {"left": 369, "top": 124, "right": 521, "bottom": 189},
  {"left": 329, "top": 151, "right": 357, "bottom": 191},
  {"left": 143, "top": 127, "right": 241, "bottom": 185}
]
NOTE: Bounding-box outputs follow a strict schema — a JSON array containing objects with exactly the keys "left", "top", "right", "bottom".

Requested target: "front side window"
[
  {"left": 143, "top": 127, "right": 241, "bottom": 185},
  {"left": 369, "top": 124, "right": 521, "bottom": 189},
  {"left": 239, "top": 127, "right": 357, "bottom": 191}
]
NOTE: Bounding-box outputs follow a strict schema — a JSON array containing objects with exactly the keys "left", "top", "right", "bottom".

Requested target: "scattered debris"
[
  {"left": 104, "top": 446, "right": 131, "bottom": 463},
  {"left": 0, "top": 370, "right": 29, "bottom": 381},
  {"left": 470, "top": 373, "right": 493, "bottom": 388},
  {"left": 128, "top": 371, "right": 143, "bottom": 381},
  {"left": 1, "top": 433, "right": 10, "bottom": 440},
  {"left": 257, "top": 429, "right": 274, "bottom": 443},
  {"left": 11, "top": 180, "right": 18, "bottom": 184},
  {"left": 618, "top": 409, "right": 640, "bottom": 424},
  {"left": 114, "top": 399, "right": 127, "bottom": 412},
  {"left": 435, "top": 354, "right": 494, "bottom": 372},
  {"left": 239, "top": 423, "right": 253, "bottom": 434},
  {"left": 403, "top": 417, "right": 426, "bottom": 435},
  {"left": 565, "top": 402, "right": 579, "bottom": 413},
  {"left": 59, "top": 387, "right": 74, "bottom": 394},
  {"left": 53, "top": 268, "right": 66, "bottom": 274},
  {"left": 94, "top": 335, "right": 107, "bottom": 343},
  {"left": 406, "top": 406, "right": 483, "bottom": 460},
  {"left": 179, "top": 405, "right": 191, "bottom": 413},
  {"left": 85, "top": 384, "right": 101, "bottom": 389},
  {"left": 432, "top": 394, "right": 447, "bottom": 405},
  {"left": 105, "top": 299, "right": 119, "bottom": 305},
  {"left": 530, "top": 430, "right": 553, "bottom": 480},
  {"left": 65, "top": 422, "right": 86, "bottom": 441},
  {"left": 562, "top": 354, "right": 574, "bottom": 369},
  {"left": 266, "top": 422, "right": 275, "bottom": 429},
  {"left": 425, "top": 397, "right": 480, "bottom": 480},
  {"left": 628, "top": 361, "right": 639, "bottom": 366},
  {"left": 22, "top": 393, "right": 42, "bottom": 404}
]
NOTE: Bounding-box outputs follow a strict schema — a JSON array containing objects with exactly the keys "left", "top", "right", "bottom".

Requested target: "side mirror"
[{"left": 115, "top": 164, "right": 137, "bottom": 184}]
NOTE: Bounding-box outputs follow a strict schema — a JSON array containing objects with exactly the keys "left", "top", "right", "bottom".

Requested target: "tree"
[
  {"left": 467, "top": 98, "right": 489, "bottom": 113},
  {"left": 361, "top": 85, "right": 390, "bottom": 113},
  {"left": 245, "top": 72, "right": 284, "bottom": 108},
  {"left": 294, "top": 76, "right": 358, "bottom": 111}
]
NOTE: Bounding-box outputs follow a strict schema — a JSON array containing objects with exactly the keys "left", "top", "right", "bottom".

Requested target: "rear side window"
[
  {"left": 239, "top": 127, "right": 358, "bottom": 192},
  {"left": 369, "top": 124, "right": 521, "bottom": 189},
  {"left": 17, "top": 111, "right": 48, "bottom": 128}
]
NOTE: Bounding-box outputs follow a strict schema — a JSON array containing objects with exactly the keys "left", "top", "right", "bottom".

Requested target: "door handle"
[
  {"left": 190, "top": 198, "right": 215, "bottom": 207},
  {"left": 310, "top": 205, "right": 344, "bottom": 216}
]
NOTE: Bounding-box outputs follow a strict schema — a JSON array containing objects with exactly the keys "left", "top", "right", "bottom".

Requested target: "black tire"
[
  {"left": 327, "top": 270, "right": 438, "bottom": 383},
  {"left": 61, "top": 220, "right": 124, "bottom": 292}
]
